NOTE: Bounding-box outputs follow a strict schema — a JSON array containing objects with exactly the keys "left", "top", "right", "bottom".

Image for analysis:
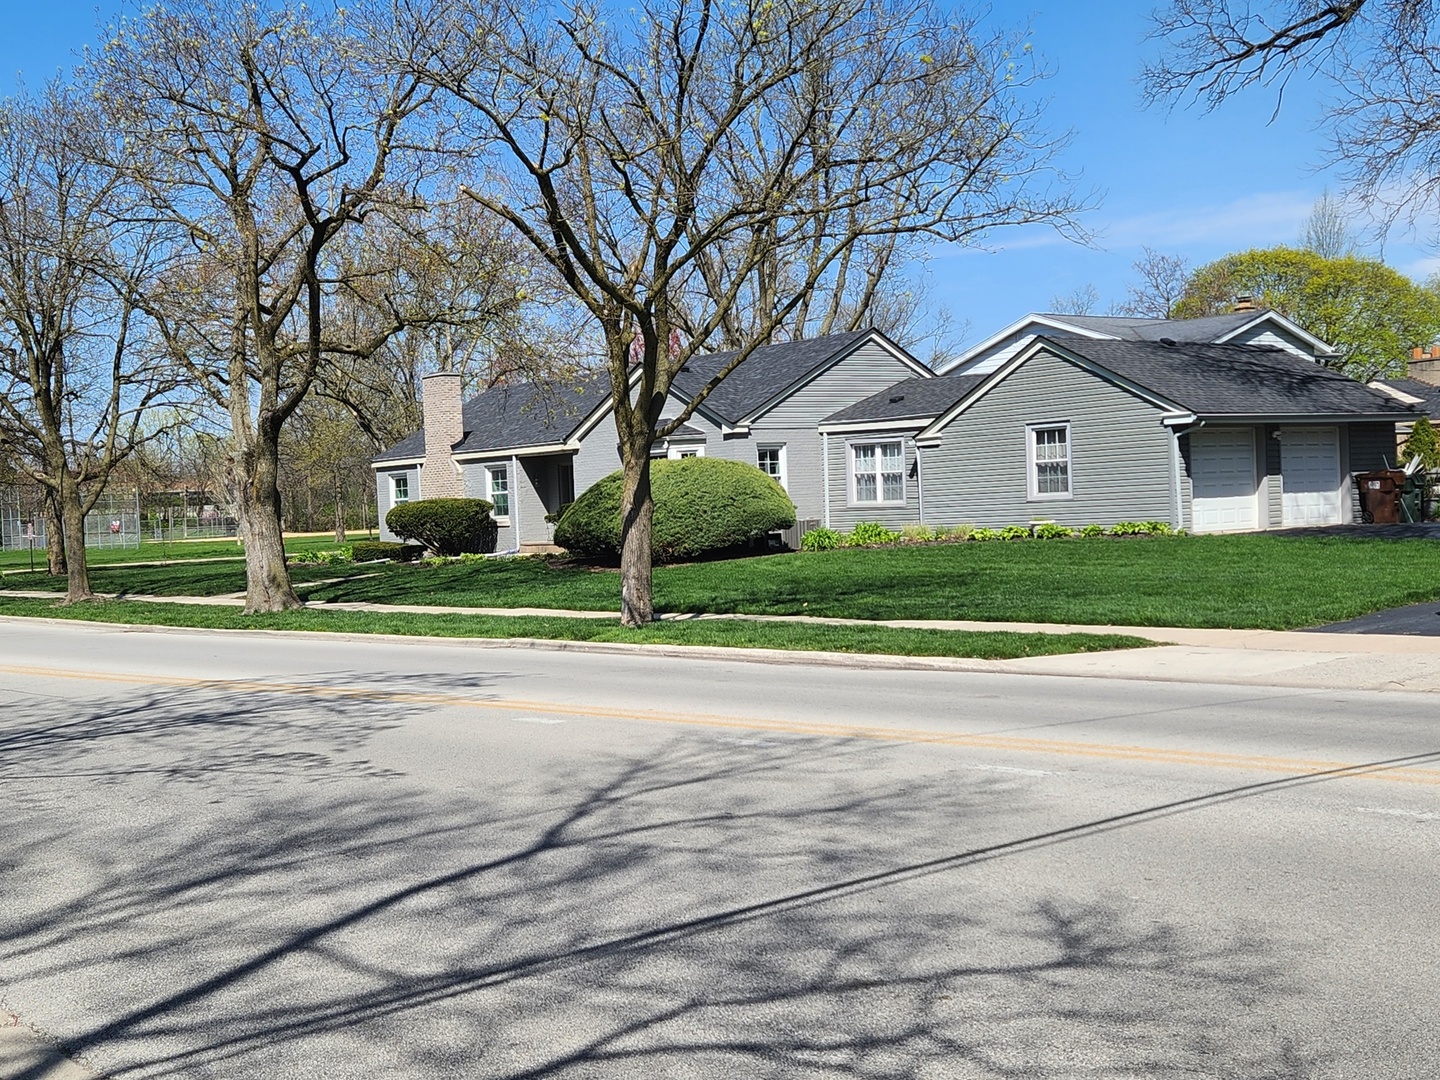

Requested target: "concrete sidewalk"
[{"left": 6, "top": 588, "right": 1440, "bottom": 692}]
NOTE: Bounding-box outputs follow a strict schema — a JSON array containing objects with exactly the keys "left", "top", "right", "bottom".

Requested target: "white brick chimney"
[{"left": 421, "top": 372, "right": 466, "bottom": 498}]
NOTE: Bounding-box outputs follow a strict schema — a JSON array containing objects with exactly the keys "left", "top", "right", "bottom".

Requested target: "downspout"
[
  {"left": 1164, "top": 414, "right": 1203, "bottom": 532},
  {"left": 915, "top": 441, "right": 925, "bottom": 526},
  {"left": 511, "top": 454, "right": 522, "bottom": 549},
  {"left": 822, "top": 432, "right": 831, "bottom": 529}
]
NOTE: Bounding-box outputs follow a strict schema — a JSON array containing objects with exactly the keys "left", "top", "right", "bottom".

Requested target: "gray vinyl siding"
[
  {"left": 1347, "top": 422, "right": 1400, "bottom": 472},
  {"left": 375, "top": 465, "right": 419, "bottom": 542},
  {"left": 824, "top": 434, "right": 922, "bottom": 531},
  {"left": 921, "top": 348, "right": 1175, "bottom": 529},
  {"left": 1223, "top": 324, "right": 1320, "bottom": 361},
  {"left": 951, "top": 330, "right": 1035, "bottom": 376},
  {"left": 752, "top": 342, "right": 922, "bottom": 520},
  {"left": 1262, "top": 425, "right": 1283, "bottom": 528},
  {"left": 462, "top": 460, "right": 520, "bottom": 551}
]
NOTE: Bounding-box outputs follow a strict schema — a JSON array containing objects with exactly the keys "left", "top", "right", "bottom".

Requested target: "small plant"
[
  {"left": 290, "top": 547, "right": 352, "bottom": 565},
  {"left": 970, "top": 527, "right": 1001, "bottom": 541},
  {"left": 1033, "top": 522, "right": 1074, "bottom": 540},
  {"left": 1141, "top": 521, "right": 1174, "bottom": 536},
  {"left": 1108, "top": 521, "right": 1149, "bottom": 536},
  {"left": 900, "top": 524, "right": 936, "bottom": 543},
  {"left": 940, "top": 523, "right": 975, "bottom": 541},
  {"left": 1079, "top": 523, "right": 1106, "bottom": 538},
  {"left": 845, "top": 521, "right": 901, "bottom": 547},
  {"left": 998, "top": 524, "right": 1031, "bottom": 541},
  {"left": 800, "top": 527, "right": 844, "bottom": 552}
]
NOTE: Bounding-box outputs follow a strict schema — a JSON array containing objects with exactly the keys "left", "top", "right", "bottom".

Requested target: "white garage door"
[
  {"left": 1190, "top": 427, "right": 1259, "bottom": 533},
  {"left": 1281, "top": 426, "right": 1342, "bottom": 526}
]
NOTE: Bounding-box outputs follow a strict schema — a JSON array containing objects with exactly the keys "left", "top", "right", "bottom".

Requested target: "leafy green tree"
[
  {"left": 1172, "top": 247, "right": 1440, "bottom": 380},
  {"left": 1401, "top": 416, "right": 1440, "bottom": 472}
]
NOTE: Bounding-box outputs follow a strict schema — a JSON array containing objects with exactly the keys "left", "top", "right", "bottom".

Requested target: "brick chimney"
[
  {"left": 1232, "top": 293, "right": 1258, "bottom": 313},
  {"left": 421, "top": 372, "right": 467, "bottom": 498}
]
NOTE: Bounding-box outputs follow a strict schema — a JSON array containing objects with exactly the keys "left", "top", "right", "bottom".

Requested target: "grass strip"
[{"left": 0, "top": 596, "right": 1154, "bottom": 661}]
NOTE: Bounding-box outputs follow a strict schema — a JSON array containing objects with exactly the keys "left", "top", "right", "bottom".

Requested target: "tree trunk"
[
  {"left": 233, "top": 432, "right": 301, "bottom": 614},
  {"left": 43, "top": 490, "right": 66, "bottom": 576},
  {"left": 58, "top": 473, "right": 93, "bottom": 603},
  {"left": 618, "top": 454, "right": 655, "bottom": 626},
  {"left": 334, "top": 487, "right": 345, "bottom": 545}
]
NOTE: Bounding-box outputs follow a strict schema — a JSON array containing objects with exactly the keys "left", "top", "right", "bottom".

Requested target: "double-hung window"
[
  {"left": 851, "top": 440, "right": 905, "bottom": 505},
  {"left": 486, "top": 465, "right": 511, "bottom": 519},
  {"left": 1029, "top": 423, "right": 1072, "bottom": 499},
  {"left": 758, "top": 445, "right": 787, "bottom": 490},
  {"left": 391, "top": 474, "right": 410, "bottom": 504}
]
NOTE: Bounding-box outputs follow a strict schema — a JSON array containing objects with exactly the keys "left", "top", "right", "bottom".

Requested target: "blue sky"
[{"left": 4, "top": 1, "right": 1432, "bottom": 353}]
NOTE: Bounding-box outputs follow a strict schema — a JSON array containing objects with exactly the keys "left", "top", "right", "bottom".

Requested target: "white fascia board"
[
  {"left": 933, "top": 315, "right": 1117, "bottom": 375},
  {"left": 1161, "top": 412, "right": 1201, "bottom": 427},
  {"left": 739, "top": 328, "right": 933, "bottom": 426},
  {"left": 1214, "top": 311, "right": 1336, "bottom": 356},
  {"left": 818, "top": 418, "right": 934, "bottom": 435},
  {"left": 371, "top": 457, "right": 424, "bottom": 470},
  {"left": 453, "top": 443, "right": 574, "bottom": 462},
  {"left": 1194, "top": 412, "right": 1413, "bottom": 424}
]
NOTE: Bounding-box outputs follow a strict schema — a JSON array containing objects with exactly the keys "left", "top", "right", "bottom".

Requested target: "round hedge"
[
  {"left": 385, "top": 497, "right": 498, "bottom": 555},
  {"left": 555, "top": 457, "right": 796, "bottom": 562}
]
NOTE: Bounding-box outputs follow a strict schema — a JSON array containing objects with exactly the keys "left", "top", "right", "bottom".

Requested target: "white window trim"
[
  {"left": 758, "top": 444, "right": 788, "bottom": 490},
  {"left": 847, "top": 438, "right": 907, "bottom": 508},
  {"left": 1027, "top": 421, "right": 1073, "bottom": 501},
  {"left": 390, "top": 473, "right": 410, "bottom": 504},
  {"left": 485, "top": 463, "right": 512, "bottom": 523}
]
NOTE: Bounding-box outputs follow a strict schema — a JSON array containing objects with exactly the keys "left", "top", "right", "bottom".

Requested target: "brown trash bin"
[{"left": 1357, "top": 470, "right": 1406, "bottom": 523}]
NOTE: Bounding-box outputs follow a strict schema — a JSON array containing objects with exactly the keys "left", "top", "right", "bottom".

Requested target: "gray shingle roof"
[
  {"left": 669, "top": 329, "right": 875, "bottom": 422},
  {"left": 1048, "top": 337, "right": 1417, "bottom": 418},
  {"left": 373, "top": 330, "right": 888, "bottom": 464},
  {"left": 1041, "top": 310, "right": 1273, "bottom": 343},
  {"left": 1371, "top": 377, "right": 1440, "bottom": 421},
  {"left": 373, "top": 372, "right": 611, "bottom": 464},
  {"left": 821, "top": 374, "right": 986, "bottom": 425}
]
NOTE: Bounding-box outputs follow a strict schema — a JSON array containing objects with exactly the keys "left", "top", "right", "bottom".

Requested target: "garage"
[
  {"left": 1190, "top": 427, "right": 1259, "bottom": 533},
  {"left": 1280, "top": 426, "right": 1343, "bottom": 526}
]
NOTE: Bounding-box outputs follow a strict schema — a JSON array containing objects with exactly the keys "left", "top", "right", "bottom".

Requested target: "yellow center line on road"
[{"left": 4, "top": 661, "right": 1440, "bottom": 788}]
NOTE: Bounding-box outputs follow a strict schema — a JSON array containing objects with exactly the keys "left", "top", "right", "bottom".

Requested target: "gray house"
[
  {"left": 818, "top": 335, "right": 1416, "bottom": 534},
  {"left": 371, "top": 329, "right": 932, "bottom": 550}
]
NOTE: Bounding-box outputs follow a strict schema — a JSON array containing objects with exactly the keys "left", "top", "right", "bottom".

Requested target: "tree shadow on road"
[{"left": 1, "top": 671, "right": 1406, "bottom": 1078}]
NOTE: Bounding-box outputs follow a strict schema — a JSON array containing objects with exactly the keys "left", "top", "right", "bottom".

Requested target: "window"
[
  {"left": 851, "top": 440, "right": 905, "bottom": 504},
  {"left": 1029, "top": 424, "right": 1071, "bottom": 498},
  {"left": 677, "top": 449, "right": 699, "bottom": 459},
  {"left": 486, "top": 465, "right": 510, "bottom": 519},
  {"left": 758, "top": 445, "right": 787, "bottom": 489},
  {"left": 391, "top": 474, "right": 410, "bottom": 504}
]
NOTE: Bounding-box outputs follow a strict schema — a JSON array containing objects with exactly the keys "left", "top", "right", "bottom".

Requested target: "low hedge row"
[
  {"left": 385, "top": 498, "right": 498, "bottom": 556},
  {"left": 801, "top": 520, "right": 1179, "bottom": 551},
  {"left": 351, "top": 540, "right": 425, "bottom": 562}
]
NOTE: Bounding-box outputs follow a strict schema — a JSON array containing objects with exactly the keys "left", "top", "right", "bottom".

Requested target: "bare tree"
[
  {"left": 1302, "top": 188, "right": 1358, "bottom": 259},
  {"left": 405, "top": 0, "right": 1085, "bottom": 624},
  {"left": 1119, "top": 247, "right": 1190, "bottom": 319},
  {"left": 1049, "top": 283, "right": 1101, "bottom": 315},
  {"left": 1144, "top": 1, "right": 1440, "bottom": 226},
  {"left": 89, "top": 0, "right": 447, "bottom": 612},
  {"left": 0, "top": 85, "right": 177, "bottom": 601}
]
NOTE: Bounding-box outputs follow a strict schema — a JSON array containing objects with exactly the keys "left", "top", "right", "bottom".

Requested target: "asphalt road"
[
  {"left": 1309, "top": 598, "right": 1440, "bottom": 635},
  {"left": 1, "top": 621, "right": 1438, "bottom": 1079}
]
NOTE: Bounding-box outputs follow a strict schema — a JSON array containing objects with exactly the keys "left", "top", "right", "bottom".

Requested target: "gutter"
[{"left": 1163, "top": 413, "right": 1203, "bottom": 531}]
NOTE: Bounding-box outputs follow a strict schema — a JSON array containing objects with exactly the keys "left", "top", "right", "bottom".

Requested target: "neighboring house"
[
  {"left": 371, "top": 329, "right": 932, "bottom": 550},
  {"left": 819, "top": 335, "right": 1416, "bottom": 534},
  {"left": 934, "top": 307, "right": 1336, "bottom": 377}
]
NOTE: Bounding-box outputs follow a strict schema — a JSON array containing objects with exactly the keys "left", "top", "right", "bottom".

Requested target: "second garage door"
[
  {"left": 1281, "top": 426, "right": 1343, "bottom": 526},
  {"left": 1191, "top": 427, "right": 1259, "bottom": 533}
]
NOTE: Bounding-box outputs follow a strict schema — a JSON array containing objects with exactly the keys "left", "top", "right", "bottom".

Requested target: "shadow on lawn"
[{"left": 2, "top": 673, "right": 1404, "bottom": 1077}]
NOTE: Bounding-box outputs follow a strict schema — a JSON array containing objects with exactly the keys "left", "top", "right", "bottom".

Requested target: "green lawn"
[
  {"left": 0, "top": 596, "right": 1151, "bottom": 660},
  {"left": 5, "top": 532, "right": 1436, "bottom": 629},
  {"left": 0, "top": 533, "right": 359, "bottom": 572}
]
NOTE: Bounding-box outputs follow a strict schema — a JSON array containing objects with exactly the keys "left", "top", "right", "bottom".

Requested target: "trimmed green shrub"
[
  {"left": 999, "top": 525, "right": 1031, "bottom": 541},
  {"left": 800, "top": 527, "right": 844, "bottom": 552},
  {"left": 845, "top": 521, "right": 901, "bottom": 547},
  {"left": 554, "top": 457, "right": 796, "bottom": 562},
  {"left": 351, "top": 540, "right": 424, "bottom": 562},
  {"left": 385, "top": 498, "right": 498, "bottom": 556},
  {"left": 1402, "top": 416, "right": 1440, "bottom": 470},
  {"left": 1033, "top": 523, "right": 1074, "bottom": 540},
  {"left": 1079, "top": 523, "right": 1106, "bottom": 538}
]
